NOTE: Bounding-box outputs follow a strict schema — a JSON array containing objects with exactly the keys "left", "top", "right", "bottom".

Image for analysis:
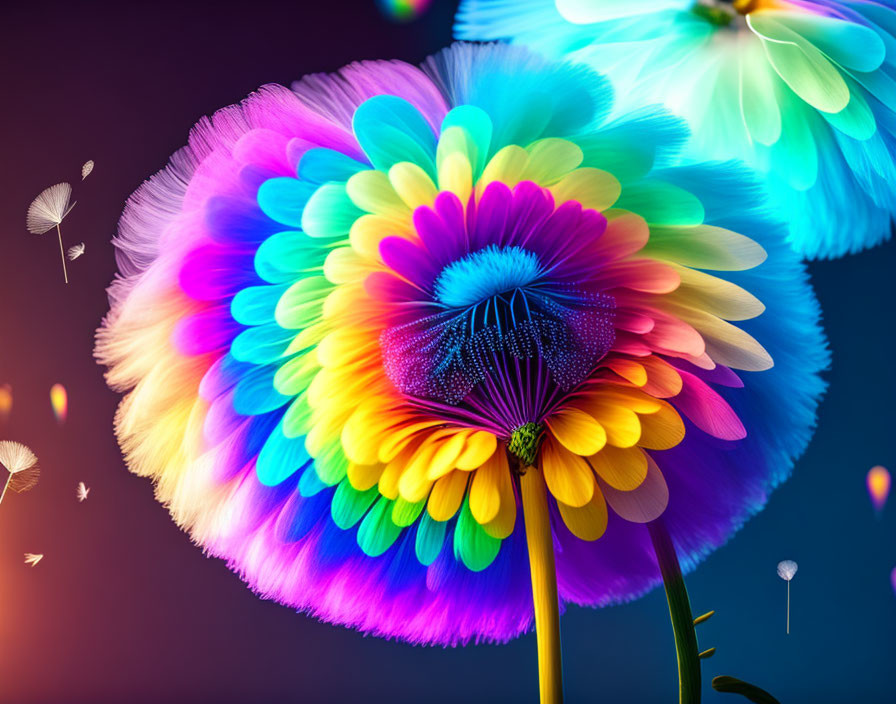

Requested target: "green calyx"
[
  {"left": 691, "top": 4, "right": 734, "bottom": 26},
  {"left": 508, "top": 422, "right": 544, "bottom": 468}
]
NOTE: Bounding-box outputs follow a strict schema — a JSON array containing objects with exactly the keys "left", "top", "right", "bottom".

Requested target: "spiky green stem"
[{"left": 648, "top": 519, "right": 701, "bottom": 704}]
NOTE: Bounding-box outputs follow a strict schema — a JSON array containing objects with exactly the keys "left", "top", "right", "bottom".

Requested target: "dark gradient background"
[{"left": 1, "top": 1, "right": 894, "bottom": 702}]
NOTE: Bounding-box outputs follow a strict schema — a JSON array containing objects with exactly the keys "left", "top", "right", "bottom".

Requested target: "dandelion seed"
[
  {"left": 77, "top": 481, "right": 89, "bottom": 502},
  {"left": 26, "top": 183, "right": 76, "bottom": 284},
  {"left": 81, "top": 160, "right": 94, "bottom": 180},
  {"left": 0, "top": 441, "right": 40, "bottom": 508},
  {"left": 0, "top": 384, "right": 11, "bottom": 424},
  {"left": 24, "top": 553, "right": 43, "bottom": 567},
  {"left": 867, "top": 466, "right": 890, "bottom": 514},
  {"left": 50, "top": 383, "right": 67, "bottom": 424},
  {"left": 67, "top": 243, "right": 85, "bottom": 261},
  {"left": 777, "top": 560, "right": 798, "bottom": 635}
]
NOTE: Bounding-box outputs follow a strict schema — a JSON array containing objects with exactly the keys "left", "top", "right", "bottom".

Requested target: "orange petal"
[
  {"left": 588, "top": 445, "right": 648, "bottom": 491},
  {"left": 557, "top": 486, "right": 608, "bottom": 541},
  {"left": 427, "top": 470, "right": 469, "bottom": 521}
]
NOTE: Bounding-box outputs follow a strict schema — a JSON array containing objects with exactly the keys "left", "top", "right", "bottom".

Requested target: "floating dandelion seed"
[
  {"left": 50, "top": 383, "right": 67, "bottom": 425},
  {"left": 0, "top": 384, "right": 11, "bottom": 423},
  {"left": 0, "top": 441, "right": 40, "bottom": 508},
  {"left": 76, "top": 481, "right": 89, "bottom": 502},
  {"left": 81, "top": 160, "right": 94, "bottom": 180},
  {"left": 867, "top": 466, "right": 890, "bottom": 514},
  {"left": 377, "top": 0, "right": 432, "bottom": 22},
  {"left": 26, "top": 182, "right": 76, "bottom": 284},
  {"left": 67, "top": 243, "right": 85, "bottom": 261},
  {"left": 777, "top": 560, "right": 798, "bottom": 635},
  {"left": 24, "top": 553, "right": 43, "bottom": 567}
]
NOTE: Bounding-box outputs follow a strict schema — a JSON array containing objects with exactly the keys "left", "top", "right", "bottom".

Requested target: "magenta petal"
[
  {"left": 379, "top": 236, "right": 439, "bottom": 291},
  {"left": 674, "top": 370, "right": 747, "bottom": 441}
]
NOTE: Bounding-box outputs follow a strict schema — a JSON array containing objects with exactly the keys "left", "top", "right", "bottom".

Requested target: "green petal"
[
  {"left": 392, "top": 497, "right": 426, "bottom": 527},
  {"left": 274, "top": 276, "right": 331, "bottom": 330},
  {"left": 453, "top": 496, "right": 501, "bottom": 572},
  {"left": 301, "top": 183, "right": 363, "bottom": 238},
  {"left": 750, "top": 13, "right": 849, "bottom": 113},
  {"left": 331, "top": 478, "right": 379, "bottom": 529},
  {"left": 357, "top": 496, "right": 403, "bottom": 557},
  {"left": 616, "top": 181, "right": 705, "bottom": 226}
]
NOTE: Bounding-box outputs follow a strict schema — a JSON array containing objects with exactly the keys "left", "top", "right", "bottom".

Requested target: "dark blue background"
[{"left": 0, "top": 1, "right": 892, "bottom": 701}]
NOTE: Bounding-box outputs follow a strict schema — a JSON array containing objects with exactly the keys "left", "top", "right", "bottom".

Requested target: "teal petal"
[
  {"left": 352, "top": 95, "right": 438, "bottom": 178},
  {"left": 230, "top": 323, "right": 294, "bottom": 365},
  {"left": 231, "top": 284, "right": 290, "bottom": 325},
  {"left": 298, "top": 147, "right": 369, "bottom": 184},
  {"left": 415, "top": 511, "right": 447, "bottom": 566},
  {"left": 257, "top": 178, "right": 316, "bottom": 228},
  {"left": 256, "top": 420, "right": 311, "bottom": 486},
  {"left": 254, "top": 231, "right": 328, "bottom": 284},
  {"left": 299, "top": 464, "right": 329, "bottom": 497},
  {"left": 439, "top": 105, "right": 493, "bottom": 178}
]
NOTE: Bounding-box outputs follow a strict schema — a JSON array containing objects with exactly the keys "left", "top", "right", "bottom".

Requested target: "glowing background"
[{"left": 0, "top": 1, "right": 893, "bottom": 701}]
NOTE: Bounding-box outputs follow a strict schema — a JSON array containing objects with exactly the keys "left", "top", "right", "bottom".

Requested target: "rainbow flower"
[
  {"left": 456, "top": 0, "right": 896, "bottom": 259},
  {"left": 97, "top": 43, "right": 826, "bottom": 678}
]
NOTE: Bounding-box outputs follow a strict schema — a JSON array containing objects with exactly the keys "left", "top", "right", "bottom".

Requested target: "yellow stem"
[{"left": 520, "top": 465, "right": 563, "bottom": 704}]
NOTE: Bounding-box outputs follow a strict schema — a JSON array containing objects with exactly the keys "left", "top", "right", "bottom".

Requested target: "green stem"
[{"left": 648, "top": 519, "right": 701, "bottom": 704}]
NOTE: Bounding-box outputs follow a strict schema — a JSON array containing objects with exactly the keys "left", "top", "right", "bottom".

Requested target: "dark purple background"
[{"left": 1, "top": 1, "right": 894, "bottom": 701}]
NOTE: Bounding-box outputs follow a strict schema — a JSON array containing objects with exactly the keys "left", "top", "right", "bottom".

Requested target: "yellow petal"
[
  {"left": 438, "top": 152, "right": 473, "bottom": 205},
  {"left": 478, "top": 145, "right": 528, "bottom": 194},
  {"left": 522, "top": 138, "right": 584, "bottom": 185},
  {"left": 398, "top": 438, "right": 439, "bottom": 503},
  {"left": 557, "top": 486, "right": 608, "bottom": 541},
  {"left": 455, "top": 431, "right": 498, "bottom": 470},
  {"left": 426, "top": 430, "right": 472, "bottom": 480},
  {"left": 482, "top": 462, "right": 517, "bottom": 539},
  {"left": 427, "top": 470, "right": 469, "bottom": 521},
  {"left": 346, "top": 461, "right": 384, "bottom": 491},
  {"left": 549, "top": 167, "right": 621, "bottom": 211},
  {"left": 469, "top": 449, "right": 509, "bottom": 524},
  {"left": 541, "top": 436, "right": 596, "bottom": 508},
  {"left": 547, "top": 408, "right": 607, "bottom": 456},
  {"left": 586, "top": 404, "right": 642, "bottom": 448},
  {"left": 666, "top": 265, "right": 765, "bottom": 321},
  {"left": 345, "top": 169, "right": 409, "bottom": 217},
  {"left": 389, "top": 162, "right": 438, "bottom": 210},
  {"left": 350, "top": 214, "right": 413, "bottom": 261},
  {"left": 587, "top": 445, "right": 648, "bottom": 491}
]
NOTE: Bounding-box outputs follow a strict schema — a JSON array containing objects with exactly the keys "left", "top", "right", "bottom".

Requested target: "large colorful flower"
[
  {"left": 97, "top": 44, "right": 827, "bottom": 656},
  {"left": 456, "top": 0, "right": 896, "bottom": 259}
]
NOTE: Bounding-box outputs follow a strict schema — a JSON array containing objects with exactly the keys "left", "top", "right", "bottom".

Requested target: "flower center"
[
  {"left": 434, "top": 245, "right": 543, "bottom": 309},
  {"left": 692, "top": 0, "right": 762, "bottom": 25}
]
